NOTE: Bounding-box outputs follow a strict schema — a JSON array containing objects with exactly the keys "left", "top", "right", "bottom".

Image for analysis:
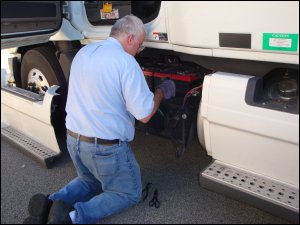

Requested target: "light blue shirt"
[{"left": 66, "top": 37, "right": 154, "bottom": 141}]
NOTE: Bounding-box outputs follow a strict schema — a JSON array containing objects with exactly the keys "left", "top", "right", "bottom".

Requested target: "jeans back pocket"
[{"left": 92, "top": 145, "right": 118, "bottom": 176}]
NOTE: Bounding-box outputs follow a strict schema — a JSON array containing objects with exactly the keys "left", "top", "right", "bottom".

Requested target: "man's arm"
[
  {"left": 139, "top": 79, "right": 176, "bottom": 123},
  {"left": 139, "top": 89, "right": 164, "bottom": 124}
]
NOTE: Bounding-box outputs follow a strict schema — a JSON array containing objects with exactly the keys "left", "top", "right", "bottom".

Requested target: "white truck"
[{"left": 1, "top": 1, "right": 298, "bottom": 222}]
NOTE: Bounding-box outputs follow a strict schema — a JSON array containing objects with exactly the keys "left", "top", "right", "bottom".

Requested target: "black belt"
[{"left": 67, "top": 130, "right": 119, "bottom": 145}]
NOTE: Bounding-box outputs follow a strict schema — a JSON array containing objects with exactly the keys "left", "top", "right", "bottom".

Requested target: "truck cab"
[{"left": 1, "top": 1, "right": 298, "bottom": 222}]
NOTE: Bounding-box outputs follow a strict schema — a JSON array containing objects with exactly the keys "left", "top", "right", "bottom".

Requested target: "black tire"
[
  {"left": 21, "top": 46, "right": 67, "bottom": 92},
  {"left": 21, "top": 46, "right": 68, "bottom": 133}
]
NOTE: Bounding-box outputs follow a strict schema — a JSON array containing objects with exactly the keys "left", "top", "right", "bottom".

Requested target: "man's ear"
[{"left": 127, "top": 34, "right": 134, "bottom": 46}]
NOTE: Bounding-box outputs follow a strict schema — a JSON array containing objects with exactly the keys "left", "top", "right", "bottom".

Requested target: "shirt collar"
[{"left": 107, "top": 37, "right": 124, "bottom": 50}]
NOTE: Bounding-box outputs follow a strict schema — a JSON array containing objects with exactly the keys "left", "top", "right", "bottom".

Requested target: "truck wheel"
[
  {"left": 21, "top": 46, "right": 67, "bottom": 94},
  {"left": 21, "top": 46, "right": 68, "bottom": 132}
]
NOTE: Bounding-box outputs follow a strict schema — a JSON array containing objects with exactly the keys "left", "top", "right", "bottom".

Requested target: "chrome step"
[
  {"left": 1, "top": 126, "right": 60, "bottom": 168},
  {"left": 1, "top": 85, "right": 44, "bottom": 101},
  {"left": 200, "top": 161, "right": 299, "bottom": 223}
]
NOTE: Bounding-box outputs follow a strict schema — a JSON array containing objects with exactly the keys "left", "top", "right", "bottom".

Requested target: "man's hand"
[{"left": 157, "top": 79, "right": 176, "bottom": 99}]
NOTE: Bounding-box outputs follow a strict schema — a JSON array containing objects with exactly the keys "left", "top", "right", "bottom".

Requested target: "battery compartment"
[{"left": 136, "top": 55, "right": 212, "bottom": 157}]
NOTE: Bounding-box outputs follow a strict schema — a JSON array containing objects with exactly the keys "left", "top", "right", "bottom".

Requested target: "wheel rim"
[{"left": 27, "top": 68, "right": 50, "bottom": 94}]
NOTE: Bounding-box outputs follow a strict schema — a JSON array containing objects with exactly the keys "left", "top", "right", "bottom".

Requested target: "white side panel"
[
  {"left": 167, "top": 1, "right": 299, "bottom": 49},
  {"left": 173, "top": 45, "right": 212, "bottom": 57},
  {"left": 145, "top": 1, "right": 168, "bottom": 42},
  {"left": 166, "top": 1, "right": 299, "bottom": 63},
  {"left": 213, "top": 48, "right": 299, "bottom": 64},
  {"left": 200, "top": 72, "right": 299, "bottom": 187},
  {"left": 1, "top": 86, "right": 60, "bottom": 153},
  {"left": 196, "top": 103, "right": 206, "bottom": 152}
]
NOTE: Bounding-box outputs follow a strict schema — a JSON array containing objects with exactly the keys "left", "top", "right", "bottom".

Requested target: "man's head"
[{"left": 110, "top": 15, "right": 146, "bottom": 56}]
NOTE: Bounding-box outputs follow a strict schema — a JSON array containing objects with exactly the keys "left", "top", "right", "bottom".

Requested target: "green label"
[{"left": 262, "top": 33, "right": 298, "bottom": 52}]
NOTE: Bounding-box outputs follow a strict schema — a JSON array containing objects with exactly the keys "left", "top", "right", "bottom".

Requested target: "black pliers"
[{"left": 142, "top": 182, "right": 152, "bottom": 201}]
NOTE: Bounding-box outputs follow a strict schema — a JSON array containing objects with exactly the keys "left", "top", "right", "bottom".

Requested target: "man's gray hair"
[{"left": 110, "top": 15, "right": 146, "bottom": 39}]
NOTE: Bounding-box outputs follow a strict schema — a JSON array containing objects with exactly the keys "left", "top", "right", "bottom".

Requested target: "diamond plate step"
[
  {"left": 1, "top": 126, "right": 60, "bottom": 168},
  {"left": 200, "top": 161, "right": 299, "bottom": 223}
]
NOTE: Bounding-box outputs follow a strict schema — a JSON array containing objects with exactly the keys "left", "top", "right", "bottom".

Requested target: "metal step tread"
[
  {"left": 1, "top": 126, "right": 60, "bottom": 168},
  {"left": 201, "top": 161, "right": 299, "bottom": 212},
  {"left": 2, "top": 85, "right": 44, "bottom": 101}
]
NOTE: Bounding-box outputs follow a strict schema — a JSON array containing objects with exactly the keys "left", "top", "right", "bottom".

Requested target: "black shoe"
[
  {"left": 23, "top": 193, "right": 53, "bottom": 224},
  {"left": 23, "top": 216, "right": 44, "bottom": 224},
  {"left": 47, "top": 200, "right": 74, "bottom": 224}
]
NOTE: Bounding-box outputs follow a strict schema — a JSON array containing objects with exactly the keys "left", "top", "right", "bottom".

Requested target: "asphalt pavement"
[{"left": 1, "top": 130, "right": 292, "bottom": 224}]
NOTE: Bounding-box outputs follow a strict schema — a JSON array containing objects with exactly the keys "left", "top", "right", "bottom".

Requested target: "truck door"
[{"left": 1, "top": 1, "right": 62, "bottom": 49}]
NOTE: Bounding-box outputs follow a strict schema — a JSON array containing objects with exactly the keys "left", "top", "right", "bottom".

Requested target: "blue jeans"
[{"left": 49, "top": 133, "right": 142, "bottom": 224}]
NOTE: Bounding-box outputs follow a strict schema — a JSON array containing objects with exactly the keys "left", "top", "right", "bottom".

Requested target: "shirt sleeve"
[{"left": 121, "top": 59, "right": 154, "bottom": 120}]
